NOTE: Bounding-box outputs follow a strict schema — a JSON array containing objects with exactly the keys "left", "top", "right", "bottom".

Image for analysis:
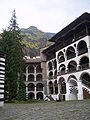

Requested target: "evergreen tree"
[{"left": 0, "top": 10, "right": 26, "bottom": 101}]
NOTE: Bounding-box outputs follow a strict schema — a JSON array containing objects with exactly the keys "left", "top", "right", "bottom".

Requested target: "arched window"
[
  {"left": 28, "top": 93, "right": 35, "bottom": 99},
  {"left": 79, "top": 56, "right": 89, "bottom": 69},
  {"left": 68, "top": 61, "right": 77, "bottom": 72},
  {"left": 28, "top": 83, "right": 35, "bottom": 91},
  {"left": 48, "top": 62, "right": 53, "bottom": 70},
  {"left": 77, "top": 40, "right": 88, "bottom": 56},
  {"left": 49, "top": 71, "right": 53, "bottom": 80},
  {"left": 48, "top": 81, "right": 53, "bottom": 94},
  {"left": 36, "top": 83, "right": 43, "bottom": 91},
  {"left": 36, "top": 74, "right": 42, "bottom": 81},
  {"left": 58, "top": 77, "right": 66, "bottom": 94},
  {"left": 36, "top": 92, "right": 43, "bottom": 99},
  {"left": 59, "top": 64, "right": 66, "bottom": 74},
  {"left": 57, "top": 51, "right": 65, "bottom": 63},
  {"left": 28, "top": 65, "right": 34, "bottom": 73},
  {"left": 28, "top": 74, "right": 34, "bottom": 81},
  {"left": 66, "top": 46, "right": 76, "bottom": 60},
  {"left": 36, "top": 64, "right": 42, "bottom": 73}
]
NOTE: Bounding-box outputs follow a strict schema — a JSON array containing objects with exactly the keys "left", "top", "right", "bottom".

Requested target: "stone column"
[
  {"left": 34, "top": 66, "right": 37, "bottom": 81},
  {"left": 26, "top": 86, "right": 28, "bottom": 100},
  {"left": 58, "top": 83, "right": 60, "bottom": 94},
  {"left": 76, "top": 48, "right": 80, "bottom": 70},
  {"left": 53, "top": 84, "right": 55, "bottom": 94},
  {"left": 77, "top": 80, "right": 83, "bottom": 100},
  {"left": 66, "top": 82, "right": 70, "bottom": 101},
  {"left": 35, "top": 86, "right": 37, "bottom": 99},
  {"left": 26, "top": 66, "right": 28, "bottom": 81},
  {"left": 64, "top": 51, "right": 68, "bottom": 73}
]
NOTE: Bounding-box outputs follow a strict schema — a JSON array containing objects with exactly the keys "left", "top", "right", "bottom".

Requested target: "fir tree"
[{"left": 0, "top": 10, "right": 26, "bottom": 101}]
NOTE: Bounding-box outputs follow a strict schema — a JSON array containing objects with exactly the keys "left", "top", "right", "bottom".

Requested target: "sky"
[{"left": 0, "top": 0, "right": 90, "bottom": 33}]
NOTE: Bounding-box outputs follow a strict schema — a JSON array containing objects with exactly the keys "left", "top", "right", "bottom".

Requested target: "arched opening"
[
  {"left": 28, "top": 83, "right": 35, "bottom": 91},
  {"left": 57, "top": 51, "right": 65, "bottom": 63},
  {"left": 28, "top": 74, "right": 34, "bottom": 81},
  {"left": 80, "top": 73, "right": 90, "bottom": 88},
  {"left": 68, "top": 61, "right": 77, "bottom": 72},
  {"left": 49, "top": 71, "right": 53, "bottom": 80},
  {"left": 67, "top": 76, "right": 78, "bottom": 100},
  {"left": 48, "top": 81, "right": 53, "bottom": 94},
  {"left": 28, "top": 65, "right": 34, "bottom": 73},
  {"left": 79, "top": 56, "right": 89, "bottom": 69},
  {"left": 54, "top": 70, "right": 57, "bottom": 79},
  {"left": 66, "top": 46, "right": 76, "bottom": 60},
  {"left": 36, "top": 83, "right": 43, "bottom": 91},
  {"left": 28, "top": 92, "right": 35, "bottom": 99},
  {"left": 54, "top": 80, "right": 58, "bottom": 94},
  {"left": 48, "top": 62, "right": 53, "bottom": 71},
  {"left": 58, "top": 77, "right": 66, "bottom": 94},
  {"left": 77, "top": 40, "right": 88, "bottom": 56},
  {"left": 36, "top": 64, "right": 42, "bottom": 73},
  {"left": 36, "top": 74, "right": 42, "bottom": 81},
  {"left": 53, "top": 59, "right": 57, "bottom": 69},
  {"left": 36, "top": 92, "right": 43, "bottom": 100},
  {"left": 59, "top": 64, "right": 66, "bottom": 75}
]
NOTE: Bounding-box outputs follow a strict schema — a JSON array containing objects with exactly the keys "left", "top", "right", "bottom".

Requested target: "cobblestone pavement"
[{"left": 0, "top": 100, "right": 90, "bottom": 120}]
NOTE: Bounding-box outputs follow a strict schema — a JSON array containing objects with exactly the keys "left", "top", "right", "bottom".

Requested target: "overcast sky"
[{"left": 0, "top": 0, "right": 90, "bottom": 33}]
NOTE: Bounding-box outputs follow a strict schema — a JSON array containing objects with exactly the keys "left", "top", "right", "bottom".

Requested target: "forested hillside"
[{"left": 21, "top": 26, "right": 55, "bottom": 57}]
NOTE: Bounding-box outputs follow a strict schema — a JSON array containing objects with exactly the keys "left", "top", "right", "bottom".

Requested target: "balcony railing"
[
  {"left": 28, "top": 88, "right": 34, "bottom": 91},
  {"left": 79, "top": 63, "right": 89, "bottom": 69},
  {"left": 78, "top": 49, "right": 88, "bottom": 56},
  {"left": 28, "top": 78, "right": 34, "bottom": 81},
  {"left": 36, "top": 88, "right": 43, "bottom": 91},
  {"left": 57, "top": 63, "right": 89, "bottom": 76}
]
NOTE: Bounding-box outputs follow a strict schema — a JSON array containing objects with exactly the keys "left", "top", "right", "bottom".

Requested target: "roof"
[
  {"left": 42, "top": 44, "right": 55, "bottom": 54},
  {"left": 25, "top": 57, "right": 41, "bottom": 63},
  {"left": 49, "top": 12, "right": 90, "bottom": 42}
]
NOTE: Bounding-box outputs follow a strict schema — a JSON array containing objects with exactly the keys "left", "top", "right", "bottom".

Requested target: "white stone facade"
[
  {"left": 24, "top": 58, "right": 44, "bottom": 100},
  {"left": 46, "top": 35, "right": 90, "bottom": 101},
  {"left": 45, "top": 13, "right": 90, "bottom": 101}
]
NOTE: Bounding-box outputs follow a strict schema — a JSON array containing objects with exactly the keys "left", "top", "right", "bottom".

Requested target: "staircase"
[{"left": 82, "top": 84, "right": 90, "bottom": 99}]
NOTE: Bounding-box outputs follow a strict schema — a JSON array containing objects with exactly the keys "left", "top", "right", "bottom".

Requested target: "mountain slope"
[{"left": 21, "top": 26, "right": 55, "bottom": 57}]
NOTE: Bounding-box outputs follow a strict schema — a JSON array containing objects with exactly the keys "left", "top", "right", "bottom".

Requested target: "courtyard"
[{"left": 0, "top": 100, "right": 90, "bottom": 120}]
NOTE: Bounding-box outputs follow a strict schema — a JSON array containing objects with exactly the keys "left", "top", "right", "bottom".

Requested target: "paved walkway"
[{"left": 0, "top": 100, "right": 90, "bottom": 120}]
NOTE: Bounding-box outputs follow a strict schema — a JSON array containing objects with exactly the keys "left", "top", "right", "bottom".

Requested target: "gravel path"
[{"left": 0, "top": 100, "right": 90, "bottom": 120}]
